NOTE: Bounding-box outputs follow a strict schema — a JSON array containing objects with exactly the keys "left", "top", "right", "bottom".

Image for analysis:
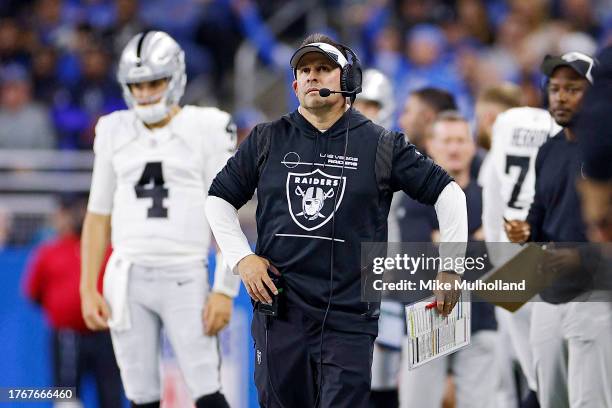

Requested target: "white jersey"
[
  {"left": 88, "top": 105, "right": 236, "bottom": 267},
  {"left": 480, "top": 107, "right": 561, "bottom": 242}
]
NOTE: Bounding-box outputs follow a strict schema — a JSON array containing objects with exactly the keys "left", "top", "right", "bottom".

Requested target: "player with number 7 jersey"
[
  {"left": 481, "top": 106, "right": 561, "bottom": 242},
  {"left": 479, "top": 106, "right": 561, "bottom": 402},
  {"left": 80, "top": 31, "right": 238, "bottom": 408}
]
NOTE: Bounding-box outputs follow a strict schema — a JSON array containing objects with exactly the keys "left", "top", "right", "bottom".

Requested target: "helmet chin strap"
[{"left": 134, "top": 96, "right": 170, "bottom": 125}]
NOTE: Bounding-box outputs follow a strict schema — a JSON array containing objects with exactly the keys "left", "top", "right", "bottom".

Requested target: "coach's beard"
[{"left": 134, "top": 97, "right": 170, "bottom": 125}]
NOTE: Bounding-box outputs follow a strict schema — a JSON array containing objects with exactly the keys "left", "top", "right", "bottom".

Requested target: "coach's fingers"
[
  {"left": 240, "top": 270, "right": 259, "bottom": 301},
  {"left": 243, "top": 281, "right": 254, "bottom": 300},
  {"left": 255, "top": 280, "right": 272, "bottom": 304},
  {"left": 268, "top": 264, "right": 280, "bottom": 276},
  {"left": 443, "top": 296, "right": 455, "bottom": 316},
  {"left": 433, "top": 291, "right": 456, "bottom": 317},
  {"left": 244, "top": 282, "right": 259, "bottom": 302},
  {"left": 261, "top": 273, "right": 278, "bottom": 296},
  {"left": 439, "top": 298, "right": 451, "bottom": 317},
  {"left": 434, "top": 291, "right": 446, "bottom": 316},
  {"left": 246, "top": 278, "right": 266, "bottom": 303}
]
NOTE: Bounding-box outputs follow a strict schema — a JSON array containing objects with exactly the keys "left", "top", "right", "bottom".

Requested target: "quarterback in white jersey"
[{"left": 80, "top": 31, "right": 238, "bottom": 408}]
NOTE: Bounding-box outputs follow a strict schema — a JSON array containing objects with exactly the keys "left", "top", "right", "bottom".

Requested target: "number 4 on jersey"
[{"left": 135, "top": 162, "right": 168, "bottom": 218}]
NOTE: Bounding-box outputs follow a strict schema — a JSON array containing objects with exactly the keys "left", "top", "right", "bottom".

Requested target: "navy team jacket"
[
  {"left": 527, "top": 129, "right": 593, "bottom": 303},
  {"left": 209, "top": 108, "right": 451, "bottom": 335}
]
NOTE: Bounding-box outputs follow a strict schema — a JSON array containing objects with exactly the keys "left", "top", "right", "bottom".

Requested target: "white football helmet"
[
  {"left": 117, "top": 31, "right": 186, "bottom": 124},
  {"left": 356, "top": 69, "right": 395, "bottom": 129}
]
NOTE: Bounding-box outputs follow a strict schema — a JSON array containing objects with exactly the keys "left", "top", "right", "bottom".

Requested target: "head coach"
[{"left": 205, "top": 33, "right": 468, "bottom": 407}]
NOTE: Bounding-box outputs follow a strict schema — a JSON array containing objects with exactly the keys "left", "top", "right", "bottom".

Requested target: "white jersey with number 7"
[{"left": 480, "top": 106, "right": 561, "bottom": 242}]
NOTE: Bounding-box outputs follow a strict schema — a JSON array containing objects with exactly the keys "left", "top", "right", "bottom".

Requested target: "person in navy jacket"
[{"left": 505, "top": 51, "right": 612, "bottom": 408}]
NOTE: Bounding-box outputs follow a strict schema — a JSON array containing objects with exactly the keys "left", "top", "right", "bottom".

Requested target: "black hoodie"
[{"left": 209, "top": 108, "right": 452, "bottom": 335}]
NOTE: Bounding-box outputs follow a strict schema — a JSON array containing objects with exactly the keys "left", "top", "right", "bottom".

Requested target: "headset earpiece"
[{"left": 338, "top": 44, "right": 363, "bottom": 100}]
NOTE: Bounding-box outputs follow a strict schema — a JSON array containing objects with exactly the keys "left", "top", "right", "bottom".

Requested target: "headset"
[
  {"left": 317, "top": 45, "right": 363, "bottom": 102},
  {"left": 290, "top": 42, "right": 363, "bottom": 102},
  {"left": 338, "top": 44, "right": 363, "bottom": 101}
]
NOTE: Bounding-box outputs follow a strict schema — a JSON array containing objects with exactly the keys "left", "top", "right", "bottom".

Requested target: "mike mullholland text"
[{"left": 372, "top": 279, "right": 527, "bottom": 292}]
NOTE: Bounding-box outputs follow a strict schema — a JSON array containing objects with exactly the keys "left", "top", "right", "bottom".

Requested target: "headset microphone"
[
  {"left": 318, "top": 88, "right": 333, "bottom": 97},
  {"left": 318, "top": 87, "right": 362, "bottom": 98}
]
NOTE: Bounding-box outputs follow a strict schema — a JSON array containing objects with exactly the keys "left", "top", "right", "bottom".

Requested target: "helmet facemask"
[
  {"left": 128, "top": 78, "right": 171, "bottom": 124},
  {"left": 132, "top": 95, "right": 170, "bottom": 124}
]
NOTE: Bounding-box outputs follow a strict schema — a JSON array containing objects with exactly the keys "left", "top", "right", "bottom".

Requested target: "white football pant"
[
  {"left": 110, "top": 262, "right": 221, "bottom": 404},
  {"left": 400, "top": 330, "right": 498, "bottom": 408},
  {"left": 530, "top": 292, "right": 612, "bottom": 408}
]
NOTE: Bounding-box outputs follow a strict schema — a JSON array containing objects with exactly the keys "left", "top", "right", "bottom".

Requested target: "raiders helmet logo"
[{"left": 286, "top": 169, "right": 346, "bottom": 231}]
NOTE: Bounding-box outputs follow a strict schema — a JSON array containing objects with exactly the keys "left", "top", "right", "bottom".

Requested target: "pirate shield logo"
[{"left": 286, "top": 168, "right": 346, "bottom": 231}]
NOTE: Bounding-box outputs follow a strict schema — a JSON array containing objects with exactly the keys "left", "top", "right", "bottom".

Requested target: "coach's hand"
[
  {"left": 203, "top": 292, "right": 232, "bottom": 336},
  {"left": 237, "top": 254, "right": 278, "bottom": 304},
  {"left": 81, "top": 289, "right": 110, "bottom": 330},
  {"left": 433, "top": 271, "right": 461, "bottom": 317},
  {"left": 505, "top": 219, "right": 530, "bottom": 243}
]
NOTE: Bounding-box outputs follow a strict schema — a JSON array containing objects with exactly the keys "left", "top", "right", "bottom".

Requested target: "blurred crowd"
[
  {"left": 350, "top": 0, "right": 610, "bottom": 120},
  {"left": 0, "top": 0, "right": 610, "bottom": 151}
]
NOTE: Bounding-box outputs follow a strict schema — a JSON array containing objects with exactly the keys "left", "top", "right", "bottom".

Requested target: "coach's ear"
[{"left": 292, "top": 80, "right": 298, "bottom": 97}]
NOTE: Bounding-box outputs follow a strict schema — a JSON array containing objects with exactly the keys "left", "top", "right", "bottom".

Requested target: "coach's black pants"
[{"left": 252, "top": 305, "right": 375, "bottom": 408}]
